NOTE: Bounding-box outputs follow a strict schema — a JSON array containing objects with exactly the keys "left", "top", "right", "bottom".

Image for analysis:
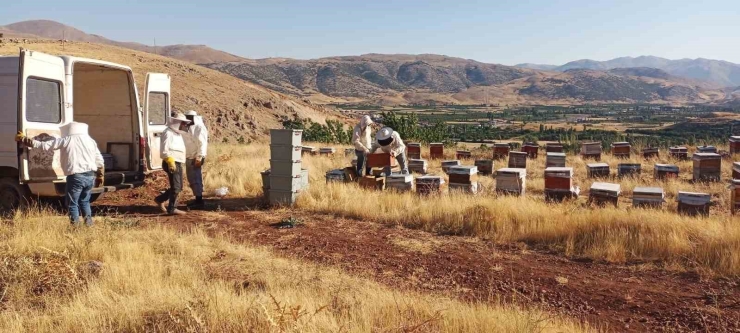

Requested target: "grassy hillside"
[
  {"left": 2, "top": 20, "right": 247, "bottom": 63},
  {"left": 0, "top": 39, "right": 341, "bottom": 142}
]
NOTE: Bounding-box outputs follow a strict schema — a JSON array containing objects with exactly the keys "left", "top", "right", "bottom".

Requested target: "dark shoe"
[
  {"left": 84, "top": 216, "right": 94, "bottom": 227},
  {"left": 187, "top": 199, "right": 205, "bottom": 210},
  {"left": 70, "top": 219, "right": 82, "bottom": 228},
  {"left": 168, "top": 209, "right": 187, "bottom": 216}
]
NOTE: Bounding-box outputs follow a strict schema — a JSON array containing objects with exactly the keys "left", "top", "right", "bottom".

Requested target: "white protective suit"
[
  {"left": 352, "top": 116, "right": 373, "bottom": 152},
  {"left": 371, "top": 131, "right": 406, "bottom": 156},
  {"left": 185, "top": 116, "right": 209, "bottom": 160},
  {"left": 160, "top": 123, "right": 188, "bottom": 163},
  {"left": 31, "top": 122, "right": 104, "bottom": 176}
]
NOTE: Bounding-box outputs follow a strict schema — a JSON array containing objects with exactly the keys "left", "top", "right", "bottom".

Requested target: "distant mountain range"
[
  {"left": 516, "top": 56, "right": 740, "bottom": 87},
  {"left": 205, "top": 55, "right": 729, "bottom": 105},
  {"left": 3, "top": 20, "right": 738, "bottom": 105},
  {"left": 0, "top": 20, "right": 247, "bottom": 63}
]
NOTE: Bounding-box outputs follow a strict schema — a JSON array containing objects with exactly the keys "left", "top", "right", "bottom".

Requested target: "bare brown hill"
[
  {"left": 0, "top": 39, "right": 340, "bottom": 142},
  {"left": 2, "top": 20, "right": 246, "bottom": 63},
  {"left": 207, "top": 55, "right": 728, "bottom": 105}
]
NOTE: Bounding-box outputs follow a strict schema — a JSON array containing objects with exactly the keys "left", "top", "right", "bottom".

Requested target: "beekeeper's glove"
[
  {"left": 15, "top": 131, "right": 33, "bottom": 146},
  {"left": 164, "top": 157, "right": 177, "bottom": 173},
  {"left": 194, "top": 156, "right": 204, "bottom": 168},
  {"left": 95, "top": 168, "right": 105, "bottom": 187}
]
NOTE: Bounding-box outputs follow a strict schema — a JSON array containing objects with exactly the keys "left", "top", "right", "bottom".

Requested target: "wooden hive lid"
[
  {"left": 497, "top": 168, "right": 526, "bottom": 176},
  {"left": 633, "top": 186, "right": 664, "bottom": 194},
  {"left": 655, "top": 164, "right": 679, "bottom": 171},
  {"left": 693, "top": 153, "right": 721, "bottom": 159},
  {"left": 677, "top": 191, "right": 711, "bottom": 204},
  {"left": 590, "top": 182, "right": 621, "bottom": 192}
]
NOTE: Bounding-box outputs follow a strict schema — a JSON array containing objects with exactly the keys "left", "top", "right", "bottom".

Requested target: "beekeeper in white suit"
[
  {"left": 371, "top": 127, "right": 409, "bottom": 175},
  {"left": 184, "top": 110, "right": 209, "bottom": 209},
  {"left": 352, "top": 115, "right": 374, "bottom": 177},
  {"left": 154, "top": 112, "right": 191, "bottom": 216},
  {"left": 15, "top": 122, "right": 104, "bottom": 226}
]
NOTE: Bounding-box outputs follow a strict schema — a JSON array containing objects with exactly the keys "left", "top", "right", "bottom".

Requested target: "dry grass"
[
  {"left": 0, "top": 208, "right": 588, "bottom": 333},
  {"left": 203, "top": 143, "right": 740, "bottom": 276}
]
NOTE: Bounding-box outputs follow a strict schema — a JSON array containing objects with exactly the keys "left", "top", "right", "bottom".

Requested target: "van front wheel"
[{"left": 0, "top": 177, "right": 31, "bottom": 212}]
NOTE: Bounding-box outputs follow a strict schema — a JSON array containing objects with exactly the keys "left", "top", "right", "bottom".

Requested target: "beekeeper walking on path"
[
  {"left": 371, "top": 127, "right": 409, "bottom": 175},
  {"left": 352, "top": 115, "right": 374, "bottom": 177},
  {"left": 15, "top": 122, "right": 104, "bottom": 226},
  {"left": 155, "top": 112, "right": 191, "bottom": 216},
  {"left": 184, "top": 110, "right": 209, "bottom": 209}
]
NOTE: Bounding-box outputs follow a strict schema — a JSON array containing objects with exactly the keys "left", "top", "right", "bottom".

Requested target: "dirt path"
[{"left": 96, "top": 192, "right": 740, "bottom": 332}]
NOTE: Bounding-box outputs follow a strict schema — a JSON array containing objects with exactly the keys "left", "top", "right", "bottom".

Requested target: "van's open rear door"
[
  {"left": 17, "top": 49, "right": 66, "bottom": 183},
  {"left": 143, "top": 73, "right": 171, "bottom": 171}
]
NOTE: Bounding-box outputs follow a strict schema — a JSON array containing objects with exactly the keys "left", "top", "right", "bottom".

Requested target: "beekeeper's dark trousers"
[{"left": 156, "top": 162, "right": 183, "bottom": 214}]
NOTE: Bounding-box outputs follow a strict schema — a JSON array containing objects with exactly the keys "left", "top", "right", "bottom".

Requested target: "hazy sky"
[{"left": 2, "top": 0, "right": 739, "bottom": 65}]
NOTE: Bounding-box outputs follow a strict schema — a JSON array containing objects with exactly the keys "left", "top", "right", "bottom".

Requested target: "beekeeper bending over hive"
[
  {"left": 184, "top": 110, "right": 209, "bottom": 209},
  {"left": 154, "top": 112, "right": 191, "bottom": 216},
  {"left": 352, "top": 115, "right": 374, "bottom": 177},
  {"left": 371, "top": 127, "right": 409, "bottom": 175},
  {"left": 15, "top": 122, "right": 104, "bottom": 226}
]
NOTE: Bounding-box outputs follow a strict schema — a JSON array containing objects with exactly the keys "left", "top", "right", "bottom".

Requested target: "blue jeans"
[
  {"left": 66, "top": 172, "right": 95, "bottom": 224},
  {"left": 186, "top": 158, "right": 204, "bottom": 197}
]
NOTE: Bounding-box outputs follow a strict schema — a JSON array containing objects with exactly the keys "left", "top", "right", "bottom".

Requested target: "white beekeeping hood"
[{"left": 61, "top": 122, "right": 89, "bottom": 136}]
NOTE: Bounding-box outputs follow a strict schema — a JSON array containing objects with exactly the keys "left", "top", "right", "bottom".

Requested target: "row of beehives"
[
  {"left": 393, "top": 141, "right": 725, "bottom": 161},
  {"left": 327, "top": 161, "right": 740, "bottom": 216},
  {"left": 407, "top": 151, "right": 730, "bottom": 182}
]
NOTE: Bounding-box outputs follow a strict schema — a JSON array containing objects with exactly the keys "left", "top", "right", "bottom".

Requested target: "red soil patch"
[{"left": 95, "top": 193, "right": 740, "bottom": 332}]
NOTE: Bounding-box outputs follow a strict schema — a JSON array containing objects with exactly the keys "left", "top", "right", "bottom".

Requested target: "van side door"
[
  {"left": 143, "top": 73, "right": 171, "bottom": 171},
  {"left": 17, "top": 49, "right": 66, "bottom": 183}
]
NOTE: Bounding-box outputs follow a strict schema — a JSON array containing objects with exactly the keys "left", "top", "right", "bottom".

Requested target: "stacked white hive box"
[
  {"left": 408, "top": 159, "right": 428, "bottom": 174},
  {"left": 447, "top": 165, "right": 479, "bottom": 194},
  {"left": 386, "top": 174, "right": 414, "bottom": 192},
  {"left": 632, "top": 187, "right": 665, "bottom": 207},
  {"left": 546, "top": 152, "right": 566, "bottom": 168},
  {"left": 496, "top": 168, "right": 526, "bottom": 196},
  {"left": 269, "top": 129, "right": 306, "bottom": 205}
]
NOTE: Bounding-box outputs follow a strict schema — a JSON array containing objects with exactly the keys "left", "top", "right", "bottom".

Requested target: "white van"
[{"left": 0, "top": 49, "right": 171, "bottom": 210}]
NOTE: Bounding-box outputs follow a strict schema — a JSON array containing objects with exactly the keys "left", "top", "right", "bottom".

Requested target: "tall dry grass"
[
  {"left": 203, "top": 143, "right": 740, "bottom": 275},
  {"left": 0, "top": 208, "right": 588, "bottom": 332}
]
